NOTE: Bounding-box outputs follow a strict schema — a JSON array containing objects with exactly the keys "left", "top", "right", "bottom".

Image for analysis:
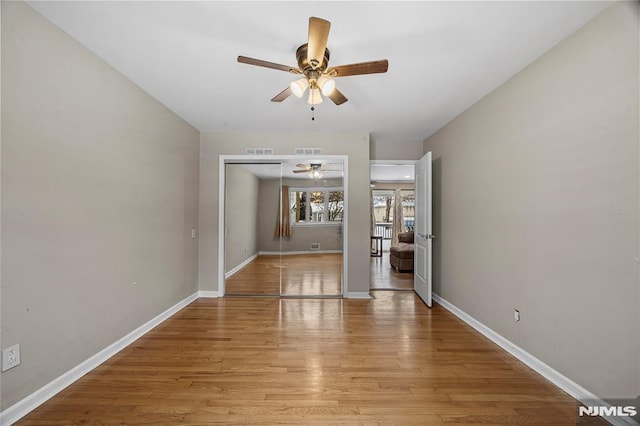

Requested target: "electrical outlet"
[
  {"left": 514, "top": 309, "right": 520, "bottom": 322},
  {"left": 2, "top": 344, "right": 21, "bottom": 371}
]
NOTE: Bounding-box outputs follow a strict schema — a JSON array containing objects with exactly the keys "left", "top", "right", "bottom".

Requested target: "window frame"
[{"left": 289, "top": 186, "right": 344, "bottom": 226}]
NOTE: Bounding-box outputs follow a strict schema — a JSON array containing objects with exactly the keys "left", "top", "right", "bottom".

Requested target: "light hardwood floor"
[
  {"left": 225, "top": 254, "right": 342, "bottom": 296},
  {"left": 18, "top": 292, "right": 602, "bottom": 425},
  {"left": 370, "top": 252, "right": 414, "bottom": 290}
]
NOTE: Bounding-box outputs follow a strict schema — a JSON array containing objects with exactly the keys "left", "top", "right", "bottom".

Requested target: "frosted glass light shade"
[
  {"left": 290, "top": 78, "right": 309, "bottom": 98},
  {"left": 318, "top": 76, "right": 336, "bottom": 96},
  {"left": 308, "top": 88, "right": 323, "bottom": 105}
]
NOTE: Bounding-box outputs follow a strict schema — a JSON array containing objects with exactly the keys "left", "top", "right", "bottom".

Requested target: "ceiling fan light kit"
[
  {"left": 237, "top": 16, "right": 389, "bottom": 119},
  {"left": 317, "top": 75, "right": 336, "bottom": 96},
  {"left": 308, "top": 87, "right": 323, "bottom": 105},
  {"left": 290, "top": 78, "right": 309, "bottom": 98}
]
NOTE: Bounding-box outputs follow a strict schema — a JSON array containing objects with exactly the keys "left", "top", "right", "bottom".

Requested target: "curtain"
[
  {"left": 391, "top": 189, "right": 404, "bottom": 246},
  {"left": 275, "top": 185, "right": 292, "bottom": 238}
]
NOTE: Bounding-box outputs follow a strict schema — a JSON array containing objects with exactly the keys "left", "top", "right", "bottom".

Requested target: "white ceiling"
[{"left": 28, "top": 1, "right": 611, "bottom": 145}]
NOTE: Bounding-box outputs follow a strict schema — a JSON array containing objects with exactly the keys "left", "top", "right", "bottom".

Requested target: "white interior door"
[{"left": 414, "top": 152, "right": 433, "bottom": 307}]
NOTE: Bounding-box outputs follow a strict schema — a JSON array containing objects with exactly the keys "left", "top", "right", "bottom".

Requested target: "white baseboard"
[
  {"left": 344, "top": 292, "right": 372, "bottom": 299},
  {"left": 224, "top": 253, "right": 258, "bottom": 279},
  {"left": 259, "top": 250, "right": 343, "bottom": 256},
  {"left": 0, "top": 292, "right": 200, "bottom": 426},
  {"left": 198, "top": 290, "right": 221, "bottom": 298},
  {"left": 432, "top": 293, "right": 637, "bottom": 426}
]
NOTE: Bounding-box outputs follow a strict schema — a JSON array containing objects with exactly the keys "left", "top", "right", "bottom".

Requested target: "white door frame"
[{"left": 218, "top": 154, "right": 349, "bottom": 296}]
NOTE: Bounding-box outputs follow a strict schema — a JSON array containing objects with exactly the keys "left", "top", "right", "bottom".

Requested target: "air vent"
[
  {"left": 310, "top": 242, "right": 320, "bottom": 250},
  {"left": 295, "top": 148, "right": 323, "bottom": 156},
  {"left": 246, "top": 148, "right": 274, "bottom": 155}
]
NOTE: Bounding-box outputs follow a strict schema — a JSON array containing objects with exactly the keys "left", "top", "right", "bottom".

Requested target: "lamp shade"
[
  {"left": 308, "top": 88, "right": 323, "bottom": 105},
  {"left": 317, "top": 76, "right": 336, "bottom": 96},
  {"left": 290, "top": 78, "right": 309, "bottom": 98}
]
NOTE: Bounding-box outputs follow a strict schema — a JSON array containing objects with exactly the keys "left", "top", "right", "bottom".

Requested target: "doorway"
[
  {"left": 369, "top": 161, "right": 416, "bottom": 291},
  {"left": 219, "top": 156, "right": 348, "bottom": 297}
]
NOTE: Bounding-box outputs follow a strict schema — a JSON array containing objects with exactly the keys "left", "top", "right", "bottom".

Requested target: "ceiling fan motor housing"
[{"left": 296, "top": 44, "right": 330, "bottom": 76}]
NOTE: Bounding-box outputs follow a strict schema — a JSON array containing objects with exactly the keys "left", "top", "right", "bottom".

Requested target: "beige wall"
[
  {"left": 199, "top": 133, "right": 370, "bottom": 295},
  {"left": 224, "top": 164, "right": 259, "bottom": 272},
  {"left": 370, "top": 139, "right": 423, "bottom": 160},
  {"left": 1, "top": 2, "right": 200, "bottom": 409},
  {"left": 423, "top": 1, "right": 639, "bottom": 401}
]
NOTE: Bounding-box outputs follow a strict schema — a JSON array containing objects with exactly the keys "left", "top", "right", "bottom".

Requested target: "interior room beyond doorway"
[{"left": 370, "top": 161, "right": 416, "bottom": 291}]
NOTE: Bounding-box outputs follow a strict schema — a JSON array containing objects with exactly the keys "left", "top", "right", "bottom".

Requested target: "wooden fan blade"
[
  {"left": 296, "top": 164, "right": 310, "bottom": 169},
  {"left": 327, "top": 60, "right": 389, "bottom": 77},
  {"left": 293, "top": 170, "right": 311, "bottom": 173},
  {"left": 238, "top": 56, "right": 301, "bottom": 74},
  {"left": 271, "top": 87, "right": 292, "bottom": 102},
  {"left": 319, "top": 169, "right": 341, "bottom": 172},
  {"left": 327, "top": 88, "right": 348, "bottom": 105},
  {"left": 307, "top": 17, "right": 331, "bottom": 69}
]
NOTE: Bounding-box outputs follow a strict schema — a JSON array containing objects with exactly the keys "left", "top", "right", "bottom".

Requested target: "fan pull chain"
[{"left": 311, "top": 106, "right": 315, "bottom": 121}]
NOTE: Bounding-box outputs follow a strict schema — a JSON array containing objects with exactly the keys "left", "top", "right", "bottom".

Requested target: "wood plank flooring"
[
  {"left": 370, "top": 252, "right": 414, "bottom": 290},
  {"left": 225, "top": 254, "right": 342, "bottom": 296},
  {"left": 18, "top": 292, "right": 601, "bottom": 425}
]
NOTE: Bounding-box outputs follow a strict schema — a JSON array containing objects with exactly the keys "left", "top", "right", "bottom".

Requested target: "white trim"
[
  {"left": 224, "top": 253, "right": 258, "bottom": 279},
  {"left": 218, "top": 155, "right": 227, "bottom": 297},
  {"left": 0, "top": 292, "right": 200, "bottom": 426},
  {"left": 344, "top": 292, "right": 372, "bottom": 299},
  {"left": 198, "top": 291, "right": 221, "bottom": 298},
  {"left": 291, "top": 222, "right": 343, "bottom": 227},
  {"left": 370, "top": 160, "right": 418, "bottom": 165},
  {"left": 258, "top": 250, "right": 343, "bottom": 256},
  {"left": 342, "top": 158, "right": 349, "bottom": 297},
  {"left": 432, "top": 293, "right": 637, "bottom": 426}
]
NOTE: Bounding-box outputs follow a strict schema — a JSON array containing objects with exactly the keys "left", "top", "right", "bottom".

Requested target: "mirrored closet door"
[
  {"left": 223, "top": 159, "right": 344, "bottom": 297},
  {"left": 224, "top": 162, "right": 282, "bottom": 295},
  {"left": 279, "top": 159, "right": 343, "bottom": 296}
]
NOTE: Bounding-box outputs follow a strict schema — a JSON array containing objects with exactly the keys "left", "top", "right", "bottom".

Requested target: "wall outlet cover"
[{"left": 2, "top": 344, "right": 21, "bottom": 371}]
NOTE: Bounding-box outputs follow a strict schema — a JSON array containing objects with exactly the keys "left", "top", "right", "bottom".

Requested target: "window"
[
  {"left": 290, "top": 188, "right": 343, "bottom": 224},
  {"left": 372, "top": 189, "right": 415, "bottom": 236}
]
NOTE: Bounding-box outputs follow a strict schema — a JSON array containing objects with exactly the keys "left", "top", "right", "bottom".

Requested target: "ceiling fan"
[
  {"left": 293, "top": 162, "right": 340, "bottom": 178},
  {"left": 237, "top": 17, "right": 389, "bottom": 106}
]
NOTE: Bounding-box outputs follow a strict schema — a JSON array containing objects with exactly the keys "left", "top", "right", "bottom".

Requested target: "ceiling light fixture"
[
  {"left": 290, "top": 78, "right": 309, "bottom": 98},
  {"left": 317, "top": 75, "right": 336, "bottom": 96},
  {"left": 237, "top": 16, "right": 389, "bottom": 122},
  {"left": 308, "top": 87, "right": 323, "bottom": 105}
]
